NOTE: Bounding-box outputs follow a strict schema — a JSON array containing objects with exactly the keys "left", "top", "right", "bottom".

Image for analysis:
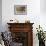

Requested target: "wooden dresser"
[{"left": 7, "top": 23, "right": 34, "bottom": 46}]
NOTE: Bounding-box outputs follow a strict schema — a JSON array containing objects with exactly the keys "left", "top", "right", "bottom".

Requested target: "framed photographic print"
[{"left": 14, "top": 5, "right": 27, "bottom": 15}]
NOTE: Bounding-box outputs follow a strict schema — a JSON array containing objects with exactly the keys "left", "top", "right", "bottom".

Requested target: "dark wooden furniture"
[{"left": 7, "top": 23, "right": 34, "bottom": 46}]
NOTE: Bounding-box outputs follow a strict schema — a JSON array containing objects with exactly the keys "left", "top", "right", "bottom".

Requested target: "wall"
[
  {"left": 40, "top": 0, "right": 46, "bottom": 31},
  {"left": 0, "top": 0, "right": 2, "bottom": 32},
  {"left": 2, "top": 0, "right": 46, "bottom": 46},
  {"left": 2, "top": 0, "right": 40, "bottom": 30},
  {"left": 40, "top": 0, "right": 46, "bottom": 13}
]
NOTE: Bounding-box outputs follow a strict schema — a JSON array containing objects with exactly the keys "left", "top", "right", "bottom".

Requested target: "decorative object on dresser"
[
  {"left": 9, "top": 19, "right": 19, "bottom": 23},
  {"left": 7, "top": 23, "right": 34, "bottom": 46}
]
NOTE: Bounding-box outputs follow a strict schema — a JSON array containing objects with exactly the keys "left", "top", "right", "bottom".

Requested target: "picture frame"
[{"left": 14, "top": 5, "right": 27, "bottom": 15}]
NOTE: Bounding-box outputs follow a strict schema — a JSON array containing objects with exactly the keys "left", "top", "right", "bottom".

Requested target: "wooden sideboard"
[{"left": 7, "top": 23, "right": 34, "bottom": 46}]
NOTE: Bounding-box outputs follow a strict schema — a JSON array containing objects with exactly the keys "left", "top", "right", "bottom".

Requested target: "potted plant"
[{"left": 36, "top": 25, "right": 45, "bottom": 46}]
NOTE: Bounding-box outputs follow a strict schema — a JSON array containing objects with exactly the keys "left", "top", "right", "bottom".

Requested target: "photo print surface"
[{"left": 14, "top": 5, "right": 27, "bottom": 15}]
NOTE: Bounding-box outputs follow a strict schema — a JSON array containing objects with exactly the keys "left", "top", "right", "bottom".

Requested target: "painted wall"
[
  {"left": 40, "top": 0, "right": 46, "bottom": 13},
  {"left": 2, "top": 0, "right": 40, "bottom": 31},
  {"left": 40, "top": 0, "right": 46, "bottom": 31},
  {"left": 0, "top": 0, "right": 2, "bottom": 32},
  {"left": 2, "top": 0, "right": 46, "bottom": 46}
]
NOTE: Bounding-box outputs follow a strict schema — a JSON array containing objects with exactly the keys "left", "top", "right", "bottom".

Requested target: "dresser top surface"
[{"left": 7, "top": 23, "right": 34, "bottom": 25}]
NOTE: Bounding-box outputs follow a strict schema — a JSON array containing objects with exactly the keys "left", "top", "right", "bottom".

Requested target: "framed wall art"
[{"left": 14, "top": 5, "right": 27, "bottom": 15}]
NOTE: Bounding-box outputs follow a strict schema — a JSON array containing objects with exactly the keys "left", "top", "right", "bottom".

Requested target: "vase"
[{"left": 39, "top": 40, "right": 45, "bottom": 46}]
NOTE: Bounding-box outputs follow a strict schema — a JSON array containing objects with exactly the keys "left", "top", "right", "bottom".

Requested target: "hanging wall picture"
[{"left": 14, "top": 5, "right": 27, "bottom": 15}]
